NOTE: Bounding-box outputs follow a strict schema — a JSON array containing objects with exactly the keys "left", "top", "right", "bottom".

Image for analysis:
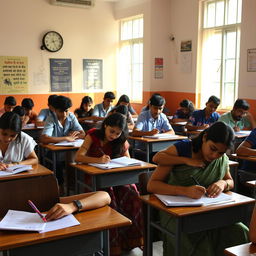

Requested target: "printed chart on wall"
[
  {"left": 50, "top": 58, "right": 72, "bottom": 92},
  {"left": 155, "top": 58, "right": 163, "bottom": 79},
  {"left": 180, "top": 40, "right": 192, "bottom": 73},
  {"left": 83, "top": 59, "right": 103, "bottom": 90},
  {"left": 0, "top": 56, "right": 28, "bottom": 94}
]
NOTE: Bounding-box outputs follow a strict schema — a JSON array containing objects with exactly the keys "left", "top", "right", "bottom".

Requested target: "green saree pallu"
[{"left": 160, "top": 154, "right": 249, "bottom": 256}]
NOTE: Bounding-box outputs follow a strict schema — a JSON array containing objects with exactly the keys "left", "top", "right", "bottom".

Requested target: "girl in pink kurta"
[{"left": 75, "top": 113, "right": 143, "bottom": 255}]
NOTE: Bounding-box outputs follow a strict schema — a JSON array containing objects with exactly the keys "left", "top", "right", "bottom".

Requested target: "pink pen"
[{"left": 28, "top": 200, "right": 47, "bottom": 222}]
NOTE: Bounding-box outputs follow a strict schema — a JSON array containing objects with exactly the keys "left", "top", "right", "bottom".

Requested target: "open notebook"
[
  {"left": 0, "top": 164, "right": 32, "bottom": 177},
  {"left": 0, "top": 210, "right": 80, "bottom": 232},
  {"left": 143, "top": 134, "right": 182, "bottom": 139},
  {"left": 89, "top": 156, "right": 142, "bottom": 169},
  {"left": 54, "top": 139, "right": 84, "bottom": 147},
  {"left": 155, "top": 193, "right": 234, "bottom": 207}
]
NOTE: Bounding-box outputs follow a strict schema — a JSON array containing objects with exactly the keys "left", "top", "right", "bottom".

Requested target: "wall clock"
[{"left": 41, "top": 31, "right": 63, "bottom": 52}]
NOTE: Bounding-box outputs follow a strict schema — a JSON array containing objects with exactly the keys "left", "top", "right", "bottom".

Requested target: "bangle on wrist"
[{"left": 224, "top": 180, "right": 230, "bottom": 191}]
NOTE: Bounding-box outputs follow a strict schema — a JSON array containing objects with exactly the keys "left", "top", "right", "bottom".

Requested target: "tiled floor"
[{"left": 122, "top": 241, "right": 163, "bottom": 256}]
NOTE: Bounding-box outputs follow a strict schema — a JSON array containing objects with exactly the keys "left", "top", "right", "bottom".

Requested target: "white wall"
[{"left": 0, "top": 0, "right": 118, "bottom": 94}]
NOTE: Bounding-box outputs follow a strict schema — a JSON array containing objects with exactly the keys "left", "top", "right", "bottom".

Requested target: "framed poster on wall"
[
  {"left": 83, "top": 59, "right": 103, "bottom": 90},
  {"left": 50, "top": 58, "right": 72, "bottom": 92}
]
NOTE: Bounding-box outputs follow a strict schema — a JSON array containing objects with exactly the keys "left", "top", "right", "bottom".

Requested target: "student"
[
  {"left": 132, "top": 94, "right": 174, "bottom": 137},
  {"left": 46, "top": 191, "right": 111, "bottom": 221},
  {"left": 116, "top": 94, "right": 137, "bottom": 115},
  {"left": 0, "top": 112, "right": 38, "bottom": 170},
  {"left": 148, "top": 122, "right": 248, "bottom": 255},
  {"left": 37, "top": 94, "right": 58, "bottom": 122},
  {"left": 40, "top": 95, "right": 85, "bottom": 190},
  {"left": 108, "top": 105, "right": 134, "bottom": 130},
  {"left": 172, "top": 99, "right": 195, "bottom": 123},
  {"left": 13, "top": 106, "right": 26, "bottom": 127},
  {"left": 92, "top": 91, "right": 115, "bottom": 120},
  {"left": 21, "top": 98, "right": 38, "bottom": 124},
  {"left": 186, "top": 95, "right": 220, "bottom": 131},
  {"left": 0, "top": 96, "right": 16, "bottom": 117},
  {"left": 75, "top": 113, "right": 143, "bottom": 255},
  {"left": 250, "top": 205, "right": 256, "bottom": 243},
  {"left": 219, "top": 99, "right": 256, "bottom": 132},
  {"left": 141, "top": 93, "right": 170, "bottom": 115},
  {"left": 74, "top": 96, "right": 94, "bottom": 122}
]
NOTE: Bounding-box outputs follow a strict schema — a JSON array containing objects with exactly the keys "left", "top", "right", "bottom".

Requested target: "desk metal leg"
[
  {"left": 146, "top": 205, "right": 153, "bottom": 256},
  {"left": 103, "top": 230, "right": 109, "bottom": 256},
  {"left": 52, "top": 151, "right": 57, "bottom": 174},
  {"left": 92, "top": 176, "right": 97, "bottom": 191},
  {"left": 146, "top": 143, "right": 150, "bottom": 163},
  {"left": 175, "top": 218, "right": 182, "bottom": 256}
]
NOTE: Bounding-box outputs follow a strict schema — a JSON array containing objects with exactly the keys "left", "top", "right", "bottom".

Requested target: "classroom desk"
[
  {"left": 72, "top": 161, "right": 157, "bottom": 192},
  {"left": 170, "top": 121, "right": 187, "bottom": 135},
  {"left": 0, "top": 206, "right": 131, "bottom": 256},
  {"left": 0, "top": 164, "right": 52, "bottom": 181},
  {"left": 22, "top": 125, "right": 44, "bottom": 142},
  {"left": 228, "top": 160, "right": 239, "bottom": 192},
  {"left": 224, "top": 242, "right": 256, "bottom": 256},
  {"left": 129, "top": 135, "right": 187, "bottom": 162},
  {"left": 39, "top": 143, "right": 80, "bottom": 174},
  {"left": 140, "top": 192, "right": 255, "bottom": 256}
]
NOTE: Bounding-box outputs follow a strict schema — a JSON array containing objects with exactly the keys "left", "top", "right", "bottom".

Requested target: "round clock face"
[{"left": 42, "top": 31, "right": 63, "bottom": 52}]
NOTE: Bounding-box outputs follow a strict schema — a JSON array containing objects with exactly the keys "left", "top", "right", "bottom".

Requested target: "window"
[
  {"left": 198, "top": 0, "right": 242, "bottom": 109},
  {"left": 118, "top": 15, "right": 143, "bottom": 102}
]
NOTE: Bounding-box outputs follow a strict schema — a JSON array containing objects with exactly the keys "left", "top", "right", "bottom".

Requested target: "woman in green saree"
[{"left": 147, "top": 122, "right": 249, "bottom": 256}]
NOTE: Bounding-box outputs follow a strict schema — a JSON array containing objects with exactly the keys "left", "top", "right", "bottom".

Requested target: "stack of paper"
[
  {"left": 0, "top": 210, "right": 80, "bottom": 233},
  {"left": 144, "top": 134, "right": 181, "bottom": 139},
  {"left": 54, "top": 139, "right": 84, "bottom": 147},
  {"left": 0, "top": 164, "right": 33, "bottom": 177},
  {"left": 89, "top": 156, "right": 142, "bottom": 169},
  {"left": 155, "top": 193, "right": 234, "bottom": 207},
  {"left": 235, "top": 130, "right": 251, "bottom": 136}
]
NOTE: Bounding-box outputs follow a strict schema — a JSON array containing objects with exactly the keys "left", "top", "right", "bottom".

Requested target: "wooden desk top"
[
  {"left": 0, "top": 164, "right": 52, "bottom": 181},
  {"left": 71, "top": 161, "right": 157, "bottom": 175},
  {"left": 128, "top": 135, "right": 187, "bottom": 143},
  {"left": 140, "top": 192, "right": 255, "bottom": 217},
  {"left": 228, "top": 160, "right": 239, "bottom": 166},
  {"left": 0, "top": 206, "right": 131, "bottom": 250},
  {"left": 170, "top": 121, "right": 187, "bottom": 126},
  {"left": 224, "top": 242, "right": 256, "bottom": 256},
  {"left": 40, "top": 143, "right": 80, "bottom": 151},
  {"left": 230, "top": 153, "right": 256, "bottom": 162}
]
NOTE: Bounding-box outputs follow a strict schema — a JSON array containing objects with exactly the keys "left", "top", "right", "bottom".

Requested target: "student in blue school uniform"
[
  {"left": 37, "top": 94, "right": 58, "bottom": 122},
  {"left": 172, "top": 99, "right": 195, "bottom": 123},
  {"left": 92, "top": 91, "right": 115, "bottom": 120},
  {"left": 148, "top": 122, "right": 249, "bottom": 256},
  {"left": 0, "top": 96, "right": 16, "bottom": 117},
  {"left": 0, "top": 112, "right": 38, "bottom": 170},
  {"left": 132, "top": 94, "right": 174, "bottom": 137},
  {"left": 186, "top": 95, "right": 220, "bottom": 131},
  {"left": 40, "top": 95, "right": 85, "bottom": 192}
]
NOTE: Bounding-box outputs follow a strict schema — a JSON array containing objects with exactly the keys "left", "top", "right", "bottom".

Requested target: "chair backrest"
[
  {"left": 0, "top": 174, "right": 59, "bottom": 217},
  {"left": 138, "top": 172, "right": 153, "bottom": 195}
]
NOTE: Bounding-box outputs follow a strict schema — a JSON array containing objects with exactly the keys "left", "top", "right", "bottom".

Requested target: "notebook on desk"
[
  {"left": 155, "top": 193, "right": 234, "bottom": 207},
  {"left": 0, "top": 164, "right": 32, "bottom": 177},
  {"left": 89, "top": 156, "right": 142, "bottom": 169},
  {"left": 54, "top": 139, "right": 84, "bottom": 147},
  {"left": 143, "top": 134, "right": 181, "bottom": 139}
]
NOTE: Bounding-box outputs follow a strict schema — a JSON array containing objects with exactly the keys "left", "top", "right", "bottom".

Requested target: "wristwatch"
[{"left": 73, "top": 200, "right": 83, "bottom": 212}]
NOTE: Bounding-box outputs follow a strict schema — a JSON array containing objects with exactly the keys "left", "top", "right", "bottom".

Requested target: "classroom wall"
[
  {"left": 0, "top": 0, "right": 119, "bottom": 112},
  {"left": 2, "top": 0, "right": 256, "bottom": 117}
]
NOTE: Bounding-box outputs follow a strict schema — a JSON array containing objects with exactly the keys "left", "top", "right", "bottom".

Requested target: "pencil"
[
  {"left": 190, "top": 175, "right": 201, "bottom": 186},
  {"left": 28, "top": 200, "right": 47, "bottom": 222}
]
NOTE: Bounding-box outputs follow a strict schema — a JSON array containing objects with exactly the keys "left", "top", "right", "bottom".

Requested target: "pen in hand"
[
  {"left": 190, "top": 175, "right": 208, "bottom": 196},
  {"left": 28, "top": 200, "right": 47, "bottom": 222}
]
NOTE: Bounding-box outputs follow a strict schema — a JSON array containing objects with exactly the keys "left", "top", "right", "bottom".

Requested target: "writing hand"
[
  {"left": 233, "top": 126, "right": 240, "bottom": 132},
  {"left": 0, "top": 162, "right": 8, "bottom": 171},
  {"left": 186, "top": 185, "right": 206, "bottom": 199},
  {"left": 45, "top": 203, "right": 76, "bottom": 221},
  {"left": 149, "top": 129, "right": 159, "bottom": 136},
  {"left": 100, "top": 155, "right": 111, "bottom": 164}
]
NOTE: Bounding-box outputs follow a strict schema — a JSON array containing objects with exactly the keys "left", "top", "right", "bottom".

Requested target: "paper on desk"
[
  {"left": 54, "top": 139, "right": 84, "bottom": 147},
  {"left": 143, "top": 134, "right": 181, "bottom": 139},
  {"left": 0, "top": 210, "right": 46, "bottom": 232},
  {"left": 155, "top": 193, "right": 234, "bottom": 207},
  {"left": 40, "top": 214, "right": 80, "bottom": 233},
  {"left": 235, "top": 130, "right": 251, "bottom": 136},
  {"left": 0, "top": 164, "right": 32, "bottom": 177}
]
